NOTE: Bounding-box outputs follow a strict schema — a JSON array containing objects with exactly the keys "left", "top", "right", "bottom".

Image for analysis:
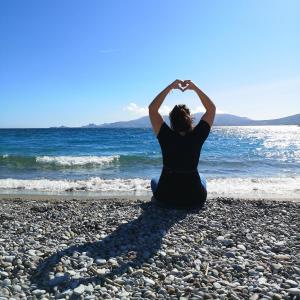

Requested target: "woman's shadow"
[{"left": 31, "top": 200, "right": 204, "bottom": 291}]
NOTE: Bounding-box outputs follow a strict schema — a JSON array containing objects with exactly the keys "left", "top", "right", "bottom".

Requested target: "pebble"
[
  {"left": 3, "top": 256, "right": 15, "bottom": 263},
  {"left": 250, "top": 294, "right": 260, "bottom": 300},
  {"left": 256, "top": 266, "right": 265, "bottom": 272},
  {"left": 285, "top": 279, "right": 298, "bottom": 287},
  {"left": 258, "top": 277, "right": 267, "bottom": 285},
  {"left": 273, "top": 254, "right": 290, "bottom": 260},
  {"left": 0, "top": 197, "right": 299, "bottom": 299},
  {"left": 237, "top": 244, "right": 246, "bottom": 251},
  {"left": 95, "top": 258, "right": 107, "bottom": 265},
  {"left": 271, "top": 263, "right": 283, "bottom": 271},
  {"left": 32, "top": 289, "right": 46, "bottom": 296},
  {"left": 183, "top": 274, "right": 193, "bottom": 282},
  {"left": 213, "top": 282, "right": 222, "bottom": 289},
  {"left": 144, "top": 277, "right": 155, "bottom": 286},
  {"left": 272, "top": 293, "right": 282, "bottom": 300},
  {"left": 74, "top": 284, "right": 85, "bottom": 295},
  {"left": 287, "top": 288, "right": 300, "bottom": 295}
]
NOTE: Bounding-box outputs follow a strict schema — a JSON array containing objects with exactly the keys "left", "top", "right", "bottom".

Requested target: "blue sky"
[{"left": 0, "top": 0, "right": 299, "bottom": 128}]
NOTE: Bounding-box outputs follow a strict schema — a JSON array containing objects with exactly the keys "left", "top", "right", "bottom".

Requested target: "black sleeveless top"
[{"left": 154, "top": 119, "right": 211, "bottom": 208}]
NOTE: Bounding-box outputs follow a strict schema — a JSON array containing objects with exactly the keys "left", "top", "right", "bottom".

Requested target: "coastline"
[
  {"left": 0, "top": 193, "right": 299, "bottom": 203},
  {"left": 0, "top": 196, "right": 299, "bottom": 298}
]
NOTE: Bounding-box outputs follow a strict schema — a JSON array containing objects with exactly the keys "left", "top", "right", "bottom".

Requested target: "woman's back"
[{"left": 154, "top": 119, "right": 211, "bottom": 207}]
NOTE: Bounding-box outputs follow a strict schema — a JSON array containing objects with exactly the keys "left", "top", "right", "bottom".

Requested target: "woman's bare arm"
[
  {"left": 186, "top": 80, "right": 216, "bottom": 127},
  {"left": 148, "top": 80, "right": 182, "bottom": 135}
]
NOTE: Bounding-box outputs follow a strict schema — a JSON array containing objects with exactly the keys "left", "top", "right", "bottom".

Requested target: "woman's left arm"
[{"left": 148, "top": 80, "right": 182, "bottom": 135}]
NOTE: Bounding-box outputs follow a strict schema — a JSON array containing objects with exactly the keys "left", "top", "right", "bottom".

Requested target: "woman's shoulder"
[
  {"left": 157, "top": 121, "right": 173, "bottom": 139},
  {"left": 192, "top": 119, "right": 211, "bottom": 139}
]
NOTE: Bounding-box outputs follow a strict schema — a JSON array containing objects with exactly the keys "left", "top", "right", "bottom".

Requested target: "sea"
[{"left": 0, "top": 125, "right": 299, "bottom": 200}]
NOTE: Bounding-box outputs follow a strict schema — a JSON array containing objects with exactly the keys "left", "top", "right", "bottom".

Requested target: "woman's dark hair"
[{"left": 169, "top": 104, "right": 194, "bottom": 133}]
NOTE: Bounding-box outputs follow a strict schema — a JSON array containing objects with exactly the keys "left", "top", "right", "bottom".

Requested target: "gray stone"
[
  {"left": 256, "top": 265, "right": 265, "bottom": 272},
  {"left": 224, "top": 251, "right": 235, "bottom": 258},
  {"left": 271, "top": 263, "right": 283, "bottom": 271},
  {"left": 0, "top": 271, "right": 9, "bottom": 278},
  {"left": 272, "top": 293, "right": 282, "bottom": 300},
  {"left": 249, "top": 294, "right": 260, "bottom": 300},
  {"left": 287, "top": 288, "right": 300, "bottom": 295},
  {"left": 183, "top": 274, "right": 193, "bottom": 282},
  {"left": 213, "top": 282, "right": 222, "bottom": 289},
  {"left": 74, "top": 284, "right": 85, "bottom": 295},
  {"left": 285, "top": 279, "right": 298, "bottom": 287},
  {"left": 2, "top": 279, "right": 11, "bottom": 287},
  {"left": 3, "top": 256, "right": 15, "bottom": 263},
  {"left": 237, "top": 244, "right": 246, "bottom": 251},
  {"left": 258, "top": 277, "right": 267, "bottom": 285},
  {"left": 32, "top": 289, "right": 46, "bottom": 296},
  {"left": 95, "top": 258, "right": 107, "bottom": 265},
  {"left": 144, "top": 277, "right": 155, "bottom": 286}
]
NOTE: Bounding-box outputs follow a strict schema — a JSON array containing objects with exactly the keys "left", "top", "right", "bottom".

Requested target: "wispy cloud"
[{"left": 98, "top": 49, "right": 118, "bottom": 54}]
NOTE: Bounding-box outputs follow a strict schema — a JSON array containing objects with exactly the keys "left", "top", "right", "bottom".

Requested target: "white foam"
[
  {"left": 0, "top": 176, "right": 299, "bottom": 200},
  {"left": 0, "top": 177, "right": 149, "bottom": 193},
  {"left": 2, "top": 154, "right": 9, "bottom": 158},
  {"left": 36, "top": 155, "right": 119, "bottom": 166},
  {"left": 207, "top": 176, "right": 300, "bottom": 199}
]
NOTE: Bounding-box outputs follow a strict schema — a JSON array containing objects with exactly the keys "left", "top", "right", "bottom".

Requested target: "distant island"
[{"left": 51, "top": 113, "right": 300, "bottom": 128}]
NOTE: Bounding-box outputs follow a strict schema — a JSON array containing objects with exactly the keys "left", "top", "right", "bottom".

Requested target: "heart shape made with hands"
[{"left": 178, "top": 80, "right": 191, "bottom": 92}]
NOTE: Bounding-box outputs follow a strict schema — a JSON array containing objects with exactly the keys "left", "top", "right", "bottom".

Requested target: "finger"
[
  {"left": 175, "top": 86, "right": 183, "bottom": 91},
  {"left": 175, "top": 86, "right": 184, "bottom": 91}
]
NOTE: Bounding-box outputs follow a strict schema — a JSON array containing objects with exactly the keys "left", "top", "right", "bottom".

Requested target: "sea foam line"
[
  {"left": 36, "top": 155, "right": 120, "bottom": 166},
  {"left": 0, "top": 177, "right": 149, "bottom": 192},
  {"left": 0, "top": 176, "right": 299, "bottom": 199}
]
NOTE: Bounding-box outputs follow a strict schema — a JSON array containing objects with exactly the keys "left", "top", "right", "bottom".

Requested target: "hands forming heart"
[{"left": 170, "top": 79, "right": 197, "bottom": 92}]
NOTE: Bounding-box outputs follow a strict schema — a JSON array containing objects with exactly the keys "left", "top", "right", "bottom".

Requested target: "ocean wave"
[
  {"left": 0, "top": 176, "right": 299, "bottom": 199},
  {"left": 0, "top": 177, "right": 150, "bottom": 193},
  {"left": 0, "top": 154, "right": 161, "bottom": 169},
  {"left": 208, "top": 176, "right": 300, "bottom": 199},
  {"left": 36, "top": 155, "right": 120, "bottom": 166}
]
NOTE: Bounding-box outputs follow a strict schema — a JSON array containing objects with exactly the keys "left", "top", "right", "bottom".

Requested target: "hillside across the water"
[{"left": 80, "top": 113, "right": 300, "bottom": 128}]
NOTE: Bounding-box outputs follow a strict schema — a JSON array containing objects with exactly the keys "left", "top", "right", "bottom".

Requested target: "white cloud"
[
  {"left": 191, "top": 106, "right": 225, "bottom": 114},
  {"left": 159, "top": 105, "right": 172, "bottom": 115},
  {"left": 124, "top": 102, "right": 148, "bottom": 116},
  {"left": 124, "top": 102, "right": 171, "bottom": 116},
  {"left": 124, "top": 102, "right": 225, "bottom": 117}
]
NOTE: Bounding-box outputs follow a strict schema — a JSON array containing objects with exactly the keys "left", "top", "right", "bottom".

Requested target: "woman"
[{"left": 148, "top": 79, "right": 216, "bottom": 208}]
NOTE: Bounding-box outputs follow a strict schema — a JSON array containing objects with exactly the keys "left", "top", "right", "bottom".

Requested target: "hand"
[
  {"left": 183, "top": 80, "right": 198, "bottom": 91},
  {"left": 169, "top": 79, "right": 184, "bottom": 91}
]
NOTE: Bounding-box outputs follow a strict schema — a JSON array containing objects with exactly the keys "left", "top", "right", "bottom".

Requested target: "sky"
[{"left": 0, "top": 0, "right": 299, "bottom": 128}]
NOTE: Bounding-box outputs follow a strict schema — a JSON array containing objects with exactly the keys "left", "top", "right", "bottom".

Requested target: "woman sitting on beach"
[{"left": 149, "top": 80, "right": 216, "bottom": 208}]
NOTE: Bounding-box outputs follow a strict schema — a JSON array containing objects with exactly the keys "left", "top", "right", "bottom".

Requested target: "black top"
[{"left": 154, "top": 119, "right": 211, "bottom": 207}]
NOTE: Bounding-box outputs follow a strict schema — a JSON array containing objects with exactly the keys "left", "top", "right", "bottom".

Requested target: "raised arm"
[
  {"left": 148, "top": 80, "right": 182, "bottom": 135},
  {"left": 185, "top": 80, "right": 216, "bottom": 127}
]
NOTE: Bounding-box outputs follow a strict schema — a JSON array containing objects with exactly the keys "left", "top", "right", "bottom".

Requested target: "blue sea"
[{"left": 0, "top": 125, "right": 299, "bottom": 199}]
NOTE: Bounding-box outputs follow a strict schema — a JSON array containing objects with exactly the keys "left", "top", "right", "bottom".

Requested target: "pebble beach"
[{"left": 0, "top": 196, "right": 299, "bottom": 299}]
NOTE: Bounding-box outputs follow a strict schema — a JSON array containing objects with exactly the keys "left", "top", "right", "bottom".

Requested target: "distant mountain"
[
  {"left": 250, "top": 114, "right": 300, "bottom": 125},
  {"left": 82, "top": 113, "right": 300, "bottom": 128}
]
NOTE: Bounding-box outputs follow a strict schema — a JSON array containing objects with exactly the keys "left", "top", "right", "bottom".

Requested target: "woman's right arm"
[
  {"left": 148, "top": 80, "right": 182, "bottom": 135},
  {"left": 186, "top": 80, "right": 216, "bottom": 127}
]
